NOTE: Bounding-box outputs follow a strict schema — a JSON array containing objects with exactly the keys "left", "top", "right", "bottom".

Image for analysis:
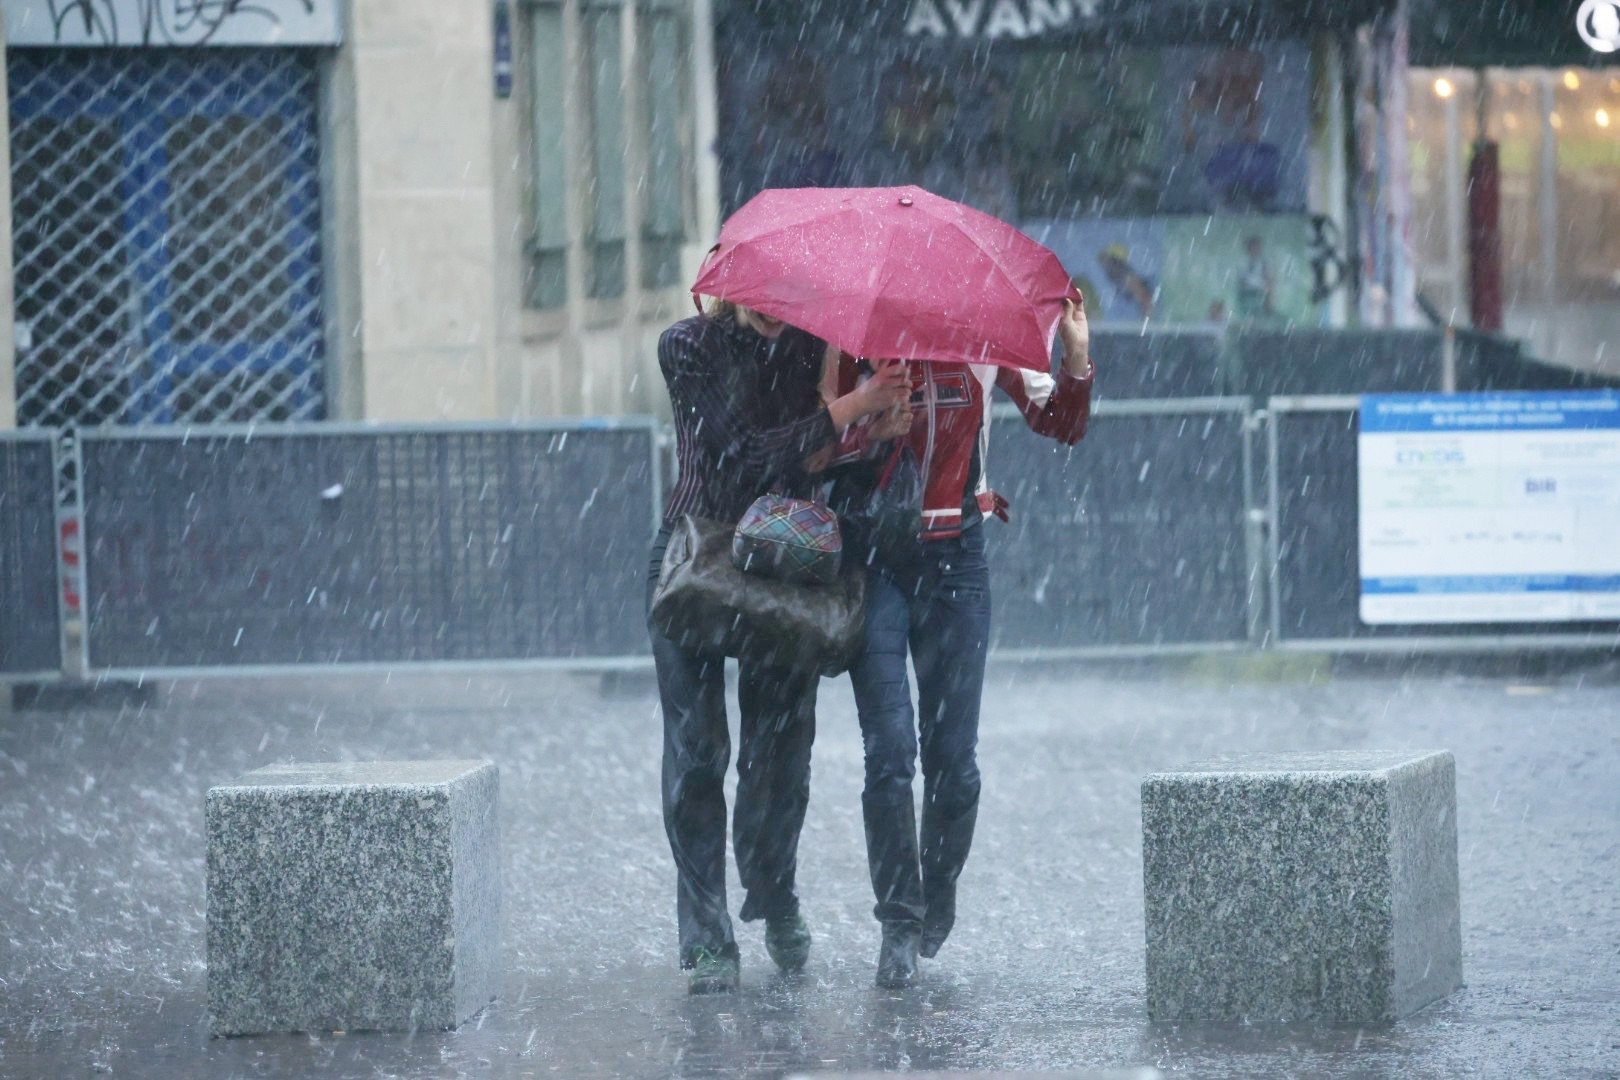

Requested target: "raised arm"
[{"left": 997, "top": 297, "right": 1094, "bottom": 445}]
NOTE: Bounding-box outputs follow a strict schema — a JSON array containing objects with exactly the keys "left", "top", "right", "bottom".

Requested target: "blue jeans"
[{"left": 848, "top": 523, "right": 990, "bottom": 926}]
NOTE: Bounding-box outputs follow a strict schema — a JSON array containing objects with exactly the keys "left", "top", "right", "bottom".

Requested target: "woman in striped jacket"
[{"left": 650, "top": 301, "right": 909, "bottom": 994}]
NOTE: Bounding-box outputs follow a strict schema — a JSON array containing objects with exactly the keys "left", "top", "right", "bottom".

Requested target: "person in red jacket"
[{"left": 825, "top": 297, "right": 1094, "bottom": 988}]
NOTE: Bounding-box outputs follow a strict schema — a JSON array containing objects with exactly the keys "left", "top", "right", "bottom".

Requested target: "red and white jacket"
[{"left": 827, "top": 356, "right": 1094, "bottom": 541}]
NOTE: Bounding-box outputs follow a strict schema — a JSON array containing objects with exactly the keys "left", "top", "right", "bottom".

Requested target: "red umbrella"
[{"left": 691, "top": 185, "right": 1079, "bottom": 373}]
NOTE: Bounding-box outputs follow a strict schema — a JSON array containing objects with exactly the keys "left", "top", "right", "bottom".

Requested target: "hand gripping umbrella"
[{"left": 690, "top": 185, "right": 1079, "bottom": 373}]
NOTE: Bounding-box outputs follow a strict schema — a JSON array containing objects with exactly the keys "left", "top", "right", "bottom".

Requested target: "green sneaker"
[
  {"left": 764, "top": 913, "right": 811, "bottom": 972},
  {"left": 687, "top": 945, "right": 739, "bottom": 994}
]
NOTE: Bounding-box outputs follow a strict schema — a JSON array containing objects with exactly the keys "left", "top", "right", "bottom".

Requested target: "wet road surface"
[{"left": 1, "top": 658, "right": 1617, "bottom": 1078}]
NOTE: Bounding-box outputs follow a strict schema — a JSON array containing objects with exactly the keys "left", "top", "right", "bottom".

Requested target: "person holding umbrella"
[
  {"left": 827, "top": 299, "right": 1093, "bottom": 988},
  {"left": 693, "top": 185, "right": 1095, "bottom": 989},
  {"left": 651, "top": 298, "right": 911, "bottom": 995}
]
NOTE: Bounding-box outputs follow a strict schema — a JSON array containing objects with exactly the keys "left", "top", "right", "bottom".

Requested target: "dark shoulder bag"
[
  {"left": 826, "top": 443, "right": 924, "bottom": 568},
  {"left": 650, "top": 514, "right": 865, "bottom": 676}
]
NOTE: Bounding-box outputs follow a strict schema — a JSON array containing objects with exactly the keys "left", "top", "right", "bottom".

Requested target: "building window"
[
  {"left": 526, "top": 0, "right": 692, "bottom": 311},
  {"left": 584, "top": 0, "right": 628, "bottom": 299},
  {"left": 641, "top": 0, "right": 689, "bottom": 290},
  {"left": 528, "top": 0, "right": 568, "bottom": 309}
]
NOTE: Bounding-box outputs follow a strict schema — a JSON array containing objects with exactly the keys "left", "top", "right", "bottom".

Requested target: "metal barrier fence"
[
  {"left": 0, "top": 431, "right": 64, "bottom": 678},
  {"left": 1453, "top": 330, "right": 1620, "bottom": 393},
  {"left": 78, "top": 421, "right": 661, "bottom": 674},
  {"left": 1225, "top": 328, "right": 1620, "bottom": 401},
  {"left": 8, "top": 396, "right": 1618, "bottom": 684},
  {"left": 987, "top": 398, "right": 1260, "bottom": 655},
  {"left": 1090, "top": 328, "right": 1224, "bottom": 400},
  {"left": 1227, "top": 328, "right": 1445, "bottom": 397},
  {"left": 1266, "top": 397, "right": 1619, "bottom": 651}
]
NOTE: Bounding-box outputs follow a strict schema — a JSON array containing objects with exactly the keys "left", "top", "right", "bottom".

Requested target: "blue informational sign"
[{"left": 1358, "top": 392, "right": 1620, "bottom": 624}]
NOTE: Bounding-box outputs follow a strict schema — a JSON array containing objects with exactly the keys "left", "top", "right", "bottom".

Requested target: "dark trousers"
[
  {"left": 848, "top": 523, "right": 990, "bottom": 926},
  {"left": 648, "top": 528, "right": 818, "bottom": 967}
]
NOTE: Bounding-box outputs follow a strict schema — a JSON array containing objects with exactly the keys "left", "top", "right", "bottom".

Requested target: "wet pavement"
[{"left": 1, "top": 656, "right": 1617, "bottom": 1079}]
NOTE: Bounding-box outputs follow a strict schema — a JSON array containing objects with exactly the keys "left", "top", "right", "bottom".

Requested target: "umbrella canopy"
[{"left": 691, "top": 185, "right": 1078, "bottom": 372}]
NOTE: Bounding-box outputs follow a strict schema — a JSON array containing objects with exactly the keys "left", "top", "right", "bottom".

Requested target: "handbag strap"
[{"left": 876, "top": 440, "right": 905, "bottom": 489}]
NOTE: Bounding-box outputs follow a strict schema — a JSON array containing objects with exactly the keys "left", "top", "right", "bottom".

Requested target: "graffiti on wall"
[{"left": 2, "top": 0, "right": 342, "bottom": 46}]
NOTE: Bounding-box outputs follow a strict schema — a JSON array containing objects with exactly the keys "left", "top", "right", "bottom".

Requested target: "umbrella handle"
[{"left": 690, "top": 243, "right": 724, "bottom": 313}]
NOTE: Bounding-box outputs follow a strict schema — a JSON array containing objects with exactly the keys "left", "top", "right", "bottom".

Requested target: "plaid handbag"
[{"left": 731, "top": 493, "right": 843, "bottom": 586}]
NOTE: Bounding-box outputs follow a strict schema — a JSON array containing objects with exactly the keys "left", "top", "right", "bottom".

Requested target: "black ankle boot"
[
  {"left": 919, "top": 887, "right": 955, "bottom": 958},
  {"left": 876, "top": 922, "right": 921, "bottom": 989}
]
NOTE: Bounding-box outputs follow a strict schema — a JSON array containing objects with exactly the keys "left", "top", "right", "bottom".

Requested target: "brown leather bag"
[{"left": 650, "top": 514, "right": 865, "bottom": 675}]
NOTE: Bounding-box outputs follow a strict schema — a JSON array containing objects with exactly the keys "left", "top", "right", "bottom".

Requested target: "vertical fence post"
[
  {"left": 1536, "top": 72, "right": 1560, "bottom": 363},
  {"left": 1265, "top": 405, "right": 1284, "bottom": 647},
  {"left": 1243, "top": 406, "right": 1268, "bottom": 646},
  {"left": 49, "top": 432, "right": 70, "bottom": 679},
  {"left": 63, "top": 431, "right": 90, "bottom": 679}
]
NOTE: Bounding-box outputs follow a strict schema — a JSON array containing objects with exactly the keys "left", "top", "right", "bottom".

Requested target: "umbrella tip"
[{"left": 898, "top": 195, "right": 914, "bottom": 207}]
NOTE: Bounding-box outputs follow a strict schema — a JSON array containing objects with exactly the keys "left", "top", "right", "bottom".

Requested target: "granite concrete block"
[
  {"left": 1142, "top": 750, "right": 1461, "bottom": 1023},
  {"left": 786, "top": 1072, "right": 1162, "bottom": 1079},
  {"left": 206, "top": 760, "right": 499, "bottom": 1035}
]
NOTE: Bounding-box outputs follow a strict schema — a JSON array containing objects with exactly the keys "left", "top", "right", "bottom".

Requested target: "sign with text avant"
[{"left": 1358, "top": 392, "right": 1620, "bottom": 625}]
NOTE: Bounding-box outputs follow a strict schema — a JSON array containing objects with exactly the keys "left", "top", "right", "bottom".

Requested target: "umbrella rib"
[
  {"left": 714, "top": 204, "right": 869, "bottom": 271},
  {"left": 918, "top": 217, "right": 1048, "bottom": 364},
  {"left": 939, "top": 217, "right": 1035, "bottom": 311},
  {"left": 858, "top": 223, "right": 905, "bottom": 360}
]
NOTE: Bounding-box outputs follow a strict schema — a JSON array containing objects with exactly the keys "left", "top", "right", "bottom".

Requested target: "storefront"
[
  {"left": 3, "top": 0, "right": 340, "bottom": 427},
  {"left": 1406, "top": 0, "right": 1620, "bottom": 377},
  {"left": 714, "top": 0, "right": 1409, "bottom": 329}
]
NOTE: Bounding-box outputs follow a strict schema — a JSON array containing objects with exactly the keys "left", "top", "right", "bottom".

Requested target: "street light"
[{"left": 1577, "top": 0, "right": 1620, "bottom": 53}]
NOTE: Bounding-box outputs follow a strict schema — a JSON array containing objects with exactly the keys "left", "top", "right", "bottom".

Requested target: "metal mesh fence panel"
[
  {"left": 1269, "top": 402, "right": 1620, "bottom": 644},
  {"left": 986, "top": 401, "right": 1256, "bottom": 651},
  {"left": 1227, "top": 328, "right": 1443, "bottom": 399},
  {"left": 1091, "top": 329, "right": 1224, "bottom": 400},
  {"left": 1454, "top": 330, "right": 1620, "bottom": 393},
  {"left": 7, "top": 49, "right": 325, "bottom": 427},
  {"left": 0, "top": 434, "right": 62, "bottom": 676},
  {"left": 80, "top": 424, "right": 658, "bottom": 670}
]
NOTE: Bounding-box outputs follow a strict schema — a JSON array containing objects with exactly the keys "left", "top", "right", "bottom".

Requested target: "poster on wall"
[
  {"left": 1156, "top": 44, "right": 1312, "bottom": 215},
  {"left": 1025, "top": 218, "right": 1165, "bottom": 324},
  {"left": 1159, "top": 215, "right": 1320, "bottom": 325},
  {"left": 716, "top": 8, "right": 1311, "bottom": 221},
  {"left": 1028, "top": 214, "right": 1322, "bottom": 327},
  {"left": 1358, "top": 392, "right": 1620, "bottom": 624}
]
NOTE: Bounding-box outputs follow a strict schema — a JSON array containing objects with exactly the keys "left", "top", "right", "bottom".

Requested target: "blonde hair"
[{"left": 701, "top": 298, "right": 781, "bottom": 337}]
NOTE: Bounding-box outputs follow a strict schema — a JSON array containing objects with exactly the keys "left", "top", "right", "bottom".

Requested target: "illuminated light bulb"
[
  {"left": 1434, "top": 76, "right": 1455, "bottom": 99},
  {"left": 1598, "top": 108, "right": 1613, "bottom": 127},
  {"left": 1564, "top": 70, "right": 1581, "bottom": 90}
]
